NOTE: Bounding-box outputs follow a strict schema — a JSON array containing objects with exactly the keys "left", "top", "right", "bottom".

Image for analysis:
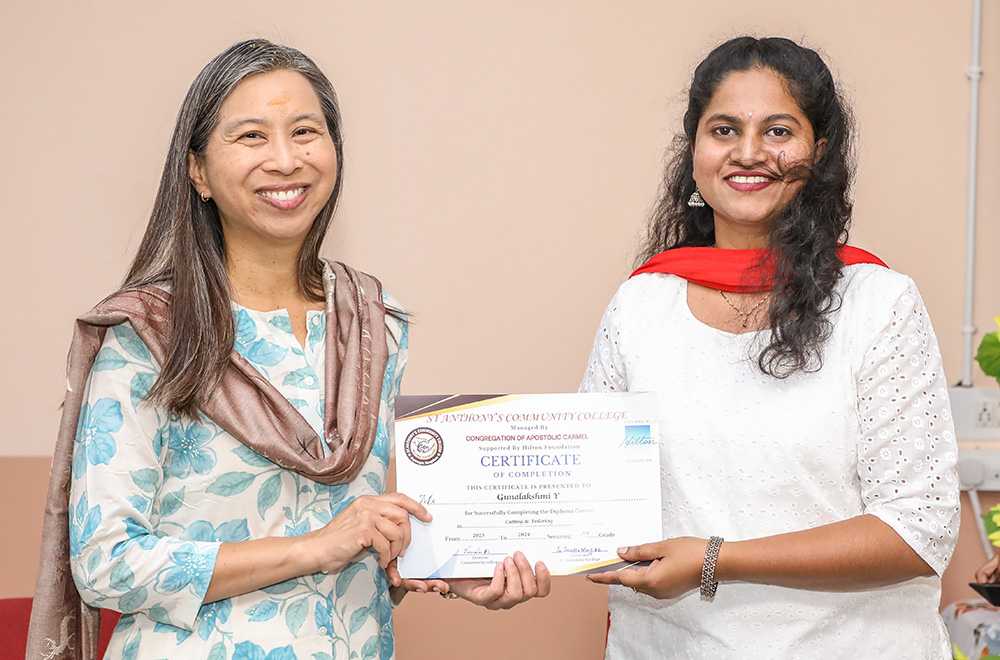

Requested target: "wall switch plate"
[{"left": 952, "top": 386, "right": 1000, "bottom": 490}]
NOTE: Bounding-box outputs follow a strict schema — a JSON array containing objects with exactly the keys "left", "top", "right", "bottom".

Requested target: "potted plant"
[{"left": 977, "top": 317, "right": 1000, "bottom": 386}]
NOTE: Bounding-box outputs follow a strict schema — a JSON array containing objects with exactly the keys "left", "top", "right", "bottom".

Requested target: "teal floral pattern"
[{"left": 69, "top": 293, "right": 407, "bottom": 660}]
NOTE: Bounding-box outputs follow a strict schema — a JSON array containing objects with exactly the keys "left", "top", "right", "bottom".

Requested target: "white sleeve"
[
  {"left": 855, "top": 278, "right": 960, "bottom": 576},
  {"left": 579, "top": 289, "right": 629, "bottom": 394}
]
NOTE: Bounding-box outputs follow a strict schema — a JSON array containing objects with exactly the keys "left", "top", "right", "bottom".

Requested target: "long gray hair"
[{"left": 123, "top": 39, "right": 345, "bottom": 417}]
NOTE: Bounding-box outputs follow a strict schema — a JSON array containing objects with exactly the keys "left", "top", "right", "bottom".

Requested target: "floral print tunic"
[{"left": 69, "top": 295, "right": 407, "bottom": 660}]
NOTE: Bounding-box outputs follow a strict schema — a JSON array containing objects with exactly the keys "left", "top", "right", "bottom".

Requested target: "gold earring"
[{"left": 200, "top": 192, "right": 211, "bottom": 203}]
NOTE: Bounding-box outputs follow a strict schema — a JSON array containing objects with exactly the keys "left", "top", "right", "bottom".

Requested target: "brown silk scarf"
[{"left": 26, "top": 260, "right": 388, "bottom": 660}]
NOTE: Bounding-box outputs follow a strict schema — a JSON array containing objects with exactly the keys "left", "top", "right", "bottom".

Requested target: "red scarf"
[{"left": 630, "top": 245, "right": 887, "bottom": 293}]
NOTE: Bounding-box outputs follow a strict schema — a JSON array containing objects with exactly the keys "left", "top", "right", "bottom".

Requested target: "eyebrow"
[
  {"left": 705, "top": 112, "right": 803, "bottom": 126},
  {"left": 220, "top": 113, "right": 326, "bottom": 134}
]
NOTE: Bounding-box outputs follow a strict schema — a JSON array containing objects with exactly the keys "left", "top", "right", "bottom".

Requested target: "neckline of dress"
[
  {"left": 674, "top": 276, "right": 767, "bottom": 339},
  {"left": 232, "top": 302, "right": 325, "bottom": 317}
]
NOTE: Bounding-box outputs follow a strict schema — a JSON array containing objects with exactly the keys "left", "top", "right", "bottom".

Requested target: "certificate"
[{"left": 394, "top": 393, "right": 661, "bottom": 578}]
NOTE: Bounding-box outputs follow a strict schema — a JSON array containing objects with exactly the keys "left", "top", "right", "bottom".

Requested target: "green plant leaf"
[
  {"left": 976, "top": 331, "right": 1000, "bottom": 382},
  {"left": 983, "top": 504, "right": 1000, "bottom": 546}
]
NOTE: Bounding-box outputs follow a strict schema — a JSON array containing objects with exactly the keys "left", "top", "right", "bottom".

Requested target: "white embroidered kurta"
[
  {"left": 580, "top": 264, "right": 960, "bottom": 658},
  {"left": 69, "top": 295, "right": 406, "bottom": 660}
]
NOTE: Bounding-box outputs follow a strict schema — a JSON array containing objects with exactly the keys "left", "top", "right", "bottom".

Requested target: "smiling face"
[
  {"left": 188, "top": 69, "right": 339, "bottom": 255},
  {"left": 692, "top": 67, "right": 820, "bottom": 248}
]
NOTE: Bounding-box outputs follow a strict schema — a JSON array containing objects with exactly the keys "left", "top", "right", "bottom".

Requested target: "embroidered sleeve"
[
  {"left": 579, "top": 289, "right": 628, "bottom": 393},
  {"left": 855, "top": 279, "right": 960, "bottom": 576},
  {"left": 69, "top": 323, "right": 220, "bottom": 631}
]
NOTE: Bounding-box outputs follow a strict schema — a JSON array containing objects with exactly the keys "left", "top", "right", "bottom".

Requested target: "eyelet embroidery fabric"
[{"left": 580, "top": 264, "right": 959, "bottom": 658}]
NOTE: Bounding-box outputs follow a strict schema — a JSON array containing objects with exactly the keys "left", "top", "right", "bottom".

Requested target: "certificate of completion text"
[{"left": 394, "top": 393, "right": 661, "bottom": 578}]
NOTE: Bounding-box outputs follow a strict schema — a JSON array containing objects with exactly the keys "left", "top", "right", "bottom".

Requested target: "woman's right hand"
[
  {"left": 203, "top": 494, "right": 429, "bottom": 603},
  {"left": 303, "top": 493, "right": 431, "bottom": 573},
  {"left": 976, "top": 552, "right": 1000, "bottom": 583}
]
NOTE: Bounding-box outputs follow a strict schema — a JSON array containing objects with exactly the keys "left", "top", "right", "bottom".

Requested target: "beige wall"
[{"left": 3, "top": 2, "right": 998, "bottom": 657}]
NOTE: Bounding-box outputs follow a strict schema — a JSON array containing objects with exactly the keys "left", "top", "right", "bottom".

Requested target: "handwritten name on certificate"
[{"left": 394, "top": 393, "right": 661, "bottom": 578}]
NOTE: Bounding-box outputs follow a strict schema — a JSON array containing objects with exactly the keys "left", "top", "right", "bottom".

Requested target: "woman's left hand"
[
  {"left": 586, "top": 537, "right": 707, "bottom": 600},
  {"left": 386, "top": 552, "right": 550, "bottom": 608},
  {"left": 447, "top": 552, "right": 551, "bottom": 609},
  {"left": 385, "top": 559, "right": 449, "bottom": 595}
]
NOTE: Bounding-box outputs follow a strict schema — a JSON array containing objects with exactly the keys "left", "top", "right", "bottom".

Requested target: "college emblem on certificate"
[{"left": 394, "top": 393, "right": 662, "bottom": 578}]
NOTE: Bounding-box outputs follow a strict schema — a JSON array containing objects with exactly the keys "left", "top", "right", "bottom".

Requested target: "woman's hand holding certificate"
[{"left": 387, "top": 551, "right": 552, "bottom": 609}]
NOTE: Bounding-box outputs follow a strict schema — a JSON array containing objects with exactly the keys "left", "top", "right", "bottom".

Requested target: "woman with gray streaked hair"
[{"left": 27, "top": 39, "right": 548, "bottom": 660}]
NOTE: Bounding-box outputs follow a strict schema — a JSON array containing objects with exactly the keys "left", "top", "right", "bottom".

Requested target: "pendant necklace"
[{"left": 718, "top": 290, "right": 769, "bottom": 329}]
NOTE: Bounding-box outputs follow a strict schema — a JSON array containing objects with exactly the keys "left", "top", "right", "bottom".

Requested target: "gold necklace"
[{"left": 718, "top": 290, "right": 769, "bottom": 329}]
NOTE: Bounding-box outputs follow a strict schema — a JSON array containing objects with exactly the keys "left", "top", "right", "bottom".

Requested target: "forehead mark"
[{"left": 267, "top": 92, "right": 291, "bottom": 107}]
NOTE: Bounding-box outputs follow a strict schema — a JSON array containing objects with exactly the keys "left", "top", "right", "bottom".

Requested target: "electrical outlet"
[
  {"left": 952, "top": 386, "right": 1000, "bottom": 490},
  {"left": 953, "top": 387, "right": 1000, "bottom": 440},
  {"left": 977, "top": 399, "right": 1000, "bottom": 428}
]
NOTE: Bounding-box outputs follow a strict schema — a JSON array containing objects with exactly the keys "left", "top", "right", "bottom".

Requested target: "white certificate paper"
[{"left": 394, "top": 393, "right": 661, "bottom": 578}]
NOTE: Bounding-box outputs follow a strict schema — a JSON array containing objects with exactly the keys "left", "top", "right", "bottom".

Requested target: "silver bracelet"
[{"left": 700, "top": 536, "right": 724, "bottom": 599}]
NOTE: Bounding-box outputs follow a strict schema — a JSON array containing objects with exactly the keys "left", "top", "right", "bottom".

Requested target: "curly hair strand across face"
[{"left": 641, "top": 36, "right": 855, "bottom": 378}]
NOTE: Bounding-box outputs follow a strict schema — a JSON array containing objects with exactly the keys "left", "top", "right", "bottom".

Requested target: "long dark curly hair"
[{"left": 639, "top": 36, "right": 855, "bottom": 377}]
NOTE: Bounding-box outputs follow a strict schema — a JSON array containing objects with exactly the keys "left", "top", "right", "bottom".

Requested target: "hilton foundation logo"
[
  {"left": 621, "top": 424, "right": 652, "bottom": 448},
  {"left": 404, "top": 427, "right": 444, "bottom": 466}
]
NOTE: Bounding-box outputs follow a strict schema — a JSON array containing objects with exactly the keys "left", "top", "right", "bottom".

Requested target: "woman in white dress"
[{"left": 583, "top": 36, "right": 960, "bottom": 658}]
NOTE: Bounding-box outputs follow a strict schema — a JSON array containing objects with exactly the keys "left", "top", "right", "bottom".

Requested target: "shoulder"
[
  {"left": 85, "top": 285, "right": 171, "bottom": 319},
  {"left": 73, "top": 286, "right": 171, "bottom": 367},
  {"left": 610, "top": 273, "right": 686, "bottom": 309},
  {"left": 836, "top": 264, "right": 930, "bottom": 344},
  {"left": 838, "top": 264, "right": 921, "bottom": 318},
  {"left": 590, "top": 274, "right": 687, "bottom": 344}
]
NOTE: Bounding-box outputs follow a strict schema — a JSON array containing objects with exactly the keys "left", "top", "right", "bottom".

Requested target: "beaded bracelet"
[{"left": 700, "top": 536, "right": 724, "bottom": 599}]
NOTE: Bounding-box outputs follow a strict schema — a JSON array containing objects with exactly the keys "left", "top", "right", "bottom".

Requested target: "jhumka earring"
[{"left": 687, "top": 187, "right": 706, "bottom": 208}]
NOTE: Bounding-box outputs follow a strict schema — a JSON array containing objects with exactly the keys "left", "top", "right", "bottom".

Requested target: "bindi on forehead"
[{"left": 267, "top": 92, "right": 291, "bottom": 107}]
